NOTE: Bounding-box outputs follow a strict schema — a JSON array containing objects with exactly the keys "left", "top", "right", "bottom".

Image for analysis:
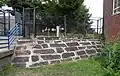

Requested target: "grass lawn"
[{"left": 0, "top": 60, "right": 105, "bottom": 76}]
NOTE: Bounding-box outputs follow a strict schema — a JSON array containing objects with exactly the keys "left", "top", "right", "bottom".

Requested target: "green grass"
[{"left": 0, "top": 60, "right": 105, "bottom": 76}]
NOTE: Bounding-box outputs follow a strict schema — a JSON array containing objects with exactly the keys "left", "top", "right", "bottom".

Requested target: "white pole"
[{"left": 56, "top": 26, "right": 59, "bottom": 37}]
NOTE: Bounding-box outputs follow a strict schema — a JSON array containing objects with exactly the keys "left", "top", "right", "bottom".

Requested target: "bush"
[{"left": 96, "top": 42, "right": 120, "bottom": 76}]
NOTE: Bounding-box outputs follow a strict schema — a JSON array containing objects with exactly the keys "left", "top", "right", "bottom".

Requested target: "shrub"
[{"left": 96, "top": 42, "right": 120, "bottom": 76}]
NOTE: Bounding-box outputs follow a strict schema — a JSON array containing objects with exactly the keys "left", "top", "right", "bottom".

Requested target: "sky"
[
  {"left": 84, "top": 0, "right": 103, "bottom": 18},
  {"left": 84, "top": 0, "right": 103, "bottom": 33}
]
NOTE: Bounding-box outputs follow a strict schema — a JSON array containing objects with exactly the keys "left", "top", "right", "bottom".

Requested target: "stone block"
[
  {"left": 50, "top": 60, "right": 60, "bottom": 64},
  {"left": 12, "top": 57, "right": 29, "bottom": 62},
  {"left": 41, "top": 55, "right": 61, "bottom": 60},
  {"left": 65, "top": 47, "right": 78, "bottom": 51},
  {"left": 40, "top": 61, "right": 49, "bottom": 65},
  {"left": 15, "top": 50, "right": 31, "bottom": 56},
  {"left": 91, "top": 42, "right": 96, "bottom": 45},
  {"left": 96, "top": 45, "right": 102, "bottom": 48},
  {"left": 31, "top": 55, "right": 39, "bottom": 62},
  {"left": 62, "top": 53, "right": 75, "bottom": 58},
  {"left": 96, "top": 41, "right": 101, "bottom": 44},
  {"left": 80, "top": 42, "right": 91, "bottom": 45},
  {"left": 77, "top": 51, "right": 86, "bottom": 56},
  {"left": 87, "top": 46, "right": 93, "bottom": 49},
  {"left": 41, "top": 44, "right": 49, "bottom": 48},
  {"left": 96, "top": 49, "right": 102, "bottom": 52},
  {"left": 33, "top": 44, "right": 42, "bottom": 49},
  {"left": 38, "top": 41, "right": 44, "bottom": 44},
  {"left": 30, "top": 61, "right": 48, "bottom": 67},
  {"left": 17, "top": 41, "right": 32, "bottom": 44},
  {"left": 45, "top": 40, "right": 50, "bottom": 43},
  {"left": 73, "top": 57, "right": 80, "bottom": 60},
  {"left": 78, "top": 47, "right": 86, "bottom": 49},
  {"left": 56, "top": 48, "right": 64, "bottom": 53},
  {"left": 50, "top": 44, "right": 66, "bottom": 47},
  {"left": 37, "top": 37, "right": 44, "bottom": 40},
  {"left": 86, "top": 49, "right": 96, "bottom": 54},
  {"left": 80, "top": 55, "right": 88, "bottom": 59},
  {"left": 16, "top": 46, "right": 26, "bottom": 50},
  {"left": 14, "top": 62, "right": 26, "bottom": 68},
  {"left": 54, "top": 40, "right": 62, "bottom": 43},
  {"left": 91, "top": 45, "right": 97, "bottom": 48},
  {"left": 34, "top": 49, "right": 55, "bottom": 54},
  {"left": 66, "top": 42, "right": 79, "bottom": 46},
  {"left": 61, "top": 58, "right": 72, "bottom": 62}
]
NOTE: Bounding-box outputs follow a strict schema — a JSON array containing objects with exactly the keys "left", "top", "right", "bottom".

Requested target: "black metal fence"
[
  {"left": 0, "top": 9, "right": 15, "bottom": 36},
  {"left": 21, "top": 7, "right": 103, "bottom": 39}
]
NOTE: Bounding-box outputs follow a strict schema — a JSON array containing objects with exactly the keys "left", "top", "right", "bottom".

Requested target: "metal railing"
[
  {"left": 8, "top": 23, "right": 20, "bottom": 50},
  {"left": 0, "top": 36, "right": 8, "bottom": 49}
]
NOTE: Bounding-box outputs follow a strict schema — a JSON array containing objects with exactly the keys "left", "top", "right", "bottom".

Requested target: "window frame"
[{"left": 113, "top": 0, "right": 120, "bottom": 15}]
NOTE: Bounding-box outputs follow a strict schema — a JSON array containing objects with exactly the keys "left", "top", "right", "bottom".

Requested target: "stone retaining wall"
[{"left": 12, "top": 38, "right": 102, "bottom": 68}]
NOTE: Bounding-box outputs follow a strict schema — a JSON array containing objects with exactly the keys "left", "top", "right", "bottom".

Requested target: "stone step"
[
  {"left": 15, "top": 50, "right": 31, "bottom": 56},
  {"left": 36, "top": 36, "right": 59, "bottom": 40},
  {"left": 12, "top": 38, "right": 102, "bottom": 68}
]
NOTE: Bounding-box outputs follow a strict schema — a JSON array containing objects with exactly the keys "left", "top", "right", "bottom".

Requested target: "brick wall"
[{"left": 104, "top": 0, "right": 120, "bottom": 41}]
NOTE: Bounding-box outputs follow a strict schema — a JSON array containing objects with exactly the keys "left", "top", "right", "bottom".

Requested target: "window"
[{"left": 113, "top": 0, "right": 120, "bottom": 14}]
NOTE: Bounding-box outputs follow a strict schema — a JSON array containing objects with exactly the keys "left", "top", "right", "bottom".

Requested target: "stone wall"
[{"left": 12, "top": 38, "right": 102, "bottom": 68}]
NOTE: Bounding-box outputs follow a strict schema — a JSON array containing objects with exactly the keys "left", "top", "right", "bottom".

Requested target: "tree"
[
  {"left": 0, "top": 0, "right": 6, "bottom": 7},
  {"left": 5, "top": 0, "right": 93, "bottom": 35}
]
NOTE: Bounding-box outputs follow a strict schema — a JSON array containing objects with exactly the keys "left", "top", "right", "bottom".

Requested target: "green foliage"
[
  {"left": 5, "top": 0, "right": 92, "bottom": 35},
  {"left": 95, "top": 41, "right": 120, "bottom": 76},
  {"left": 0, "top": 0, "right": 7, "bottom": 7}
]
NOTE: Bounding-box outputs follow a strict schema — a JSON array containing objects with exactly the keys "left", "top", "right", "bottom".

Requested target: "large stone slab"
[
  {"left": 34, "top": 49, "right": 55, "bottom": 54},
  {"left": 50, "top": 60, "right": 60, "bottom": 64},
  {"left": 15, "top": 50, "right": 31, "bottom": 56},
  {"left": 41, "top": 55, "right": 61, "bottom": 60},
  {"left": 41, "top": 44, "right": 49, "bottom": 48},
  {"left": 50, "top": 44, "right": 66, "bottom": 47},
  {"left": 16, "top": 46, "right": 26, "bottom": 50},
  {"left": 65, "top": 47, "right": 78, "bottom": 51},
  {"left": 86, "top": 49, "right": 96, "bottom": 54},
  {"left": 66, "top": 42, "right": 79, "bottom": 46},
  {"left": 78, "top": 46, "right": 86, "bottom": 50},
  {"left": 31, "top": 55, "right": 39, "bottom": 62},
  {"left": 80, "top": 42, "right": 91, "bottom": 45},
  {"left": 12, "top": 57, "right": 29, "bottom": 62},
  {"left": 14, "top": 62, "right": 26, "bottom": 68},
  {"left": 77, "top": 51, "right": 86, "bottom": 56},
  {"left": 30, "top": 61, "right": 48, "bottom": 67},
  {"left": 56, "top": 48, "right": 64, "bottom": 53},
  {"left": 38, "top": 41, "right": 44, "bottom": 44},
  {"left": 80, "top": 55, "right": 88, "bottom": 59},
  {"left": 54, "top": 40, "right": 62, "bottom": 44},
  {"left": 62, "top": 53, "right": 75, "bottom": 58},
  {"left": 33, "top": 44, "right": 42, "bottom": 49},
  {"left": 17, "top": 40, "right": 32, "bottom": 44}
]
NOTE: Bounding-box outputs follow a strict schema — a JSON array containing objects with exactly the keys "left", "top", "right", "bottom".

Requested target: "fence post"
[
  {"left": 64, "top": 15, "right": 67, "bottom": 38},
  {"left": 8, "top": 31, "right": 10, "bottom": 50},
  {"left": 33, "top": 7, "right": 36, "bottom": 37}
]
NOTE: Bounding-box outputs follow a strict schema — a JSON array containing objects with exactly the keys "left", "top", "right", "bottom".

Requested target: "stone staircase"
[{"left": 12, "top": 37, "right": 102, "bottom": 68}]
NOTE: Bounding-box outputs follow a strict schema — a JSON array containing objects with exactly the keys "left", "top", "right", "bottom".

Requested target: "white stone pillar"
[{"left": 56, "top": 26, "right": 59, "bottom": 37}]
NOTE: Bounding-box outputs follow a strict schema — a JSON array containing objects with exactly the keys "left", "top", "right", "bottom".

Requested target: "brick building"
[{"left": 104, "top": 0, "right": 120, "bottom": 41}]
